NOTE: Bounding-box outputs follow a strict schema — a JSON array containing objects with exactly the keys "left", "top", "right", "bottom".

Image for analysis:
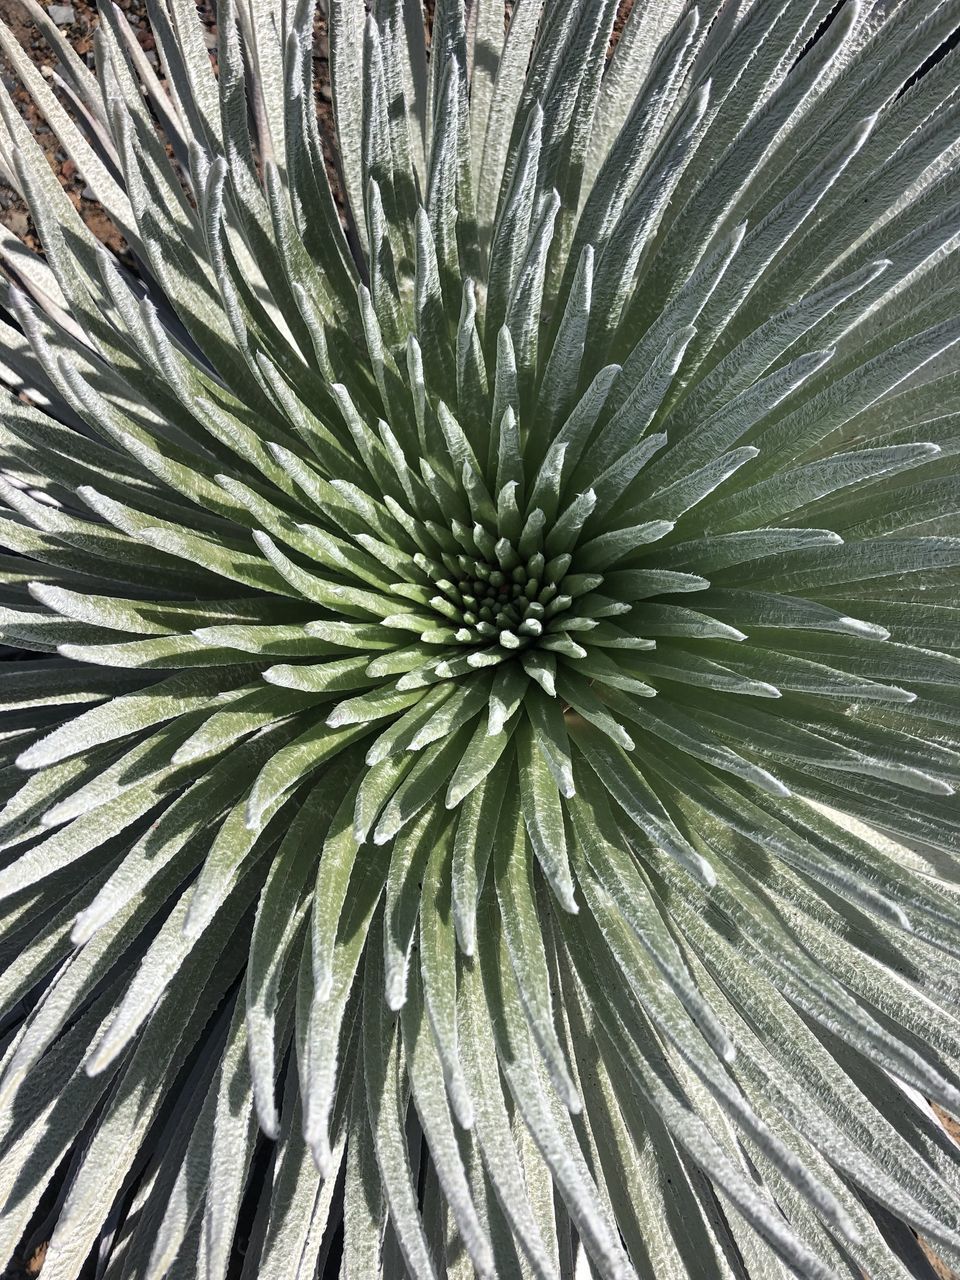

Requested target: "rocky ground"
[
  {"left": 0, "top": 0, "right": 343, "bottom": 259},
  {"left": 0, "top": 0, "right": 207, "bottom": 253}
]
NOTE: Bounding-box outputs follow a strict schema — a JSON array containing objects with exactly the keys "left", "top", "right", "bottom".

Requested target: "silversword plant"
[{"left": 0, "top": 0, "right": 959, "bottom": 1276}]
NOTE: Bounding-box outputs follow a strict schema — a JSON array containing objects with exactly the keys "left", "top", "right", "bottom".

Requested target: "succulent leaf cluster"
[{"left": 1, "top": 0, "right": 960, "bottom": 1277}]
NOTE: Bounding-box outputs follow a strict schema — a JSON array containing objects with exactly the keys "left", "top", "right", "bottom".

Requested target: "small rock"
[
  {"left": 80, "top": 185, "right": 95, "bottom": 201},
  {"left": 25, "top": 1242, "right": 49, "bottom": 1276},
  {"left": 47, "top": 4, "right": 76, "bottom": 24},
  {"left": 6, "top": 210, "right": 30, "bottom": 237}
]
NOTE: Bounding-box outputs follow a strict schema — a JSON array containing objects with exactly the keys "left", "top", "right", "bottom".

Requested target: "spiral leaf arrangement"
[{"left": 1, "top": 0, "right": 960, "bottom": 1276}]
